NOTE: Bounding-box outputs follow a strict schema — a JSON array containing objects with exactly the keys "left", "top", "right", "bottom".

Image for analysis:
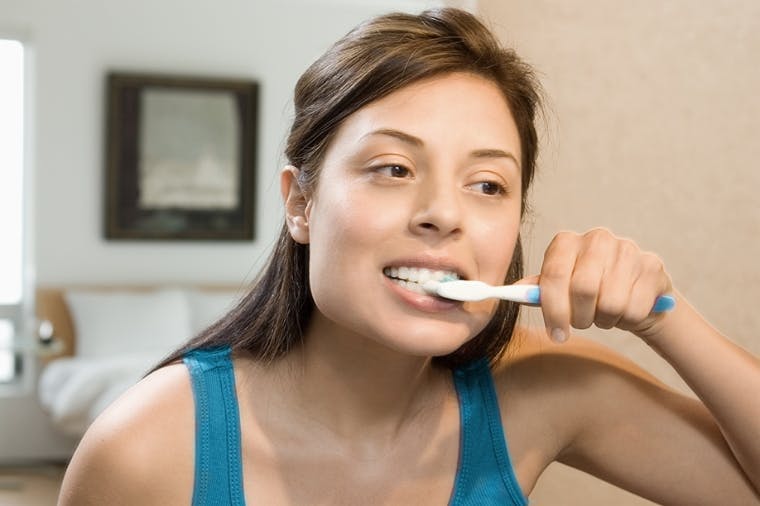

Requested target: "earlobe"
[{"left": 281, "top": 166, "right": 311, "bottom": 244}]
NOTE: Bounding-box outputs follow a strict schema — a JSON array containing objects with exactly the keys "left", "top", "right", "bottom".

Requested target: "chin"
[{"left": 367, "top": 321, "right": 480, "bottom": 359}]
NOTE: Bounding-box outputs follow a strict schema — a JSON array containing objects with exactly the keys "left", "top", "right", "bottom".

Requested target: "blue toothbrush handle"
[
  {"left": 651, "top": 295, "right": 676, "bottom": 313},
  {"left": 526, "top": 287, "right": 675, "bottom": 313}
]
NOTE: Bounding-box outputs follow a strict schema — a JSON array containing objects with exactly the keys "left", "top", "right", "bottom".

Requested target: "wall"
[
  {"left": 0, "top": 0, "right": 454, "bottom": 463},
  {"left": 477, "top": 0, "right": 760, "bottom": 504},
  {"left": 8, "top": 0, "right": 443, "bottom": 287}
]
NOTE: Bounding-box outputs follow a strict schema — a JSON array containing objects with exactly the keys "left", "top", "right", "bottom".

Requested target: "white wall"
[
  {"left": 7, "top": 0, "right": 447, "bottom": 287},
  {"left": 0, "top": 0, "right": 455, "bottom": 463}
]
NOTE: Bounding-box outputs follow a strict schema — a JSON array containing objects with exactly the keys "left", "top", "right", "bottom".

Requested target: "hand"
[{"left": 521, "top": 228, "right": 673, "bottom": 343}]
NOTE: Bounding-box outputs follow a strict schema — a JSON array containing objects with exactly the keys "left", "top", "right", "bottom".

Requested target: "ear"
[{"left": 280, "top": 165, "right": 311, "bottom": 244}]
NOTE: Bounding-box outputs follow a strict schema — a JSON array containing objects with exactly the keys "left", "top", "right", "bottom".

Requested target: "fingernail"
[{"left": 550, "top": 328, "right": 567, "bottom": 343}]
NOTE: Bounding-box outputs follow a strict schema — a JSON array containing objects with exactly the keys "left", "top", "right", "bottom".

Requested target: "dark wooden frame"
[{"left": 104, "top": 72, "right": 258, "bottom": 240}]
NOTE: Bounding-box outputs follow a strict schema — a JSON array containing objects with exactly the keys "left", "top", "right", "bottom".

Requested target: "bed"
[{"left": 35, "top": 285, "right": 245, "bottom": 436}]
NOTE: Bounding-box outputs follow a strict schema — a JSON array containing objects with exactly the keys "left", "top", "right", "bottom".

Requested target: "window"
[{"left": 0, "top": 38, "right": 26, "bottom": 383}]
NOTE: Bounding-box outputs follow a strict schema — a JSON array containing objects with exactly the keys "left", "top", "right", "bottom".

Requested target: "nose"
[{"left": 409, "top": 178, "right": 463, "bottom": 238}]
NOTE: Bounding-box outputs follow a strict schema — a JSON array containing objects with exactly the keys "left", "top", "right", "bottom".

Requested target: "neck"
[{"left": 272, "top": 310, "right": 448, "bottom": 443}]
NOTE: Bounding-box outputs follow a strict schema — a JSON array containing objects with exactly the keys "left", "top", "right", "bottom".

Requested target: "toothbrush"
[{"left": 423, "top": 280, "right": 676, "bottom": 313}]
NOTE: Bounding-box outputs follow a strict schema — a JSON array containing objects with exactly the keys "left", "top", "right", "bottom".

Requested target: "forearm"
[{"left": 641, "top": 291, "right": 760, "bottom": 490}]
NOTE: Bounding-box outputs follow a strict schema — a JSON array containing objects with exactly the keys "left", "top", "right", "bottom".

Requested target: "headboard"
[
  {"left": 35, "top": 285, "right": 245, "bottom": 362},
  {"left": 36, "top": 287, "right": 77, "bottom": 359}
]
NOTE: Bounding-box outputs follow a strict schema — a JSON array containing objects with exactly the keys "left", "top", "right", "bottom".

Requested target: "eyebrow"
[
  {"left": 470, "top": 149, "right": 521, "bottom": 169},
  {"left": 363, "top": 128, "right": 521, "bottom": 170},
  {"left": 364, "top": 128, "right": 424, "bottom": 147}
]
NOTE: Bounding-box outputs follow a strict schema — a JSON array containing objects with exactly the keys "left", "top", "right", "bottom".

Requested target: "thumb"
[{"left": 513, "top": 274, "right": 539, "bottom": 285}]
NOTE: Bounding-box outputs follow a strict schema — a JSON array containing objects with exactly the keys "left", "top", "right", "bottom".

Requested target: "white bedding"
[
  {"left": 37, "top": 288, "right": 240, "bottom": 436},
  {"left": 38, "top": 353, "right": 156, "bottom": 436}
]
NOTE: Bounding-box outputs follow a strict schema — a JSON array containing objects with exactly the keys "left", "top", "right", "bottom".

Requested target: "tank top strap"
[
  {"left": 450, "top": 358, "right": 528, "bottom": 506},
  {"left": 183, "top": 346, "right": 245, "bottom": 506}
]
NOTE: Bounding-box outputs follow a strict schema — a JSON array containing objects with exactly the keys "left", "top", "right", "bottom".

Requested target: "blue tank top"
[{"left": 183, "top": 347, "right": 528, "bottom": 505}]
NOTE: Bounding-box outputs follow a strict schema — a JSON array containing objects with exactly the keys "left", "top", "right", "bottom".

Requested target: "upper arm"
[
  {"left": 496, "top": 331, "right": 759, "bottom": 505},
  {"left": 58, "top": 363, "right": 195, "bottom": 506}
]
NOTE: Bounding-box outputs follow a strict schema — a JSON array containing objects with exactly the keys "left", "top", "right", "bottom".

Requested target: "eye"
[
  {"left": 376, "top": 164, "right": 412, "bottom": 178},
  {"left": 468, "top": 180, "right": 508, "bottom": 196}
]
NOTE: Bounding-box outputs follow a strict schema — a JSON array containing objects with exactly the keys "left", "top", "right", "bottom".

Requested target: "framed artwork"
[{"left": 104, "top": 72, "right": 258, "bottom": 240}]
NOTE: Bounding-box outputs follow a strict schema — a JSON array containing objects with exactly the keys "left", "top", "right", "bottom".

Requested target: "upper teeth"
[{"left": 383, "top": 267, "right": 460, "bottom": 284}]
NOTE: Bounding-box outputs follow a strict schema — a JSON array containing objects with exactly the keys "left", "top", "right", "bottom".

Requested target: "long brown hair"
[{"left": 153, "top": 7, "right": 542, "bottom": 371}]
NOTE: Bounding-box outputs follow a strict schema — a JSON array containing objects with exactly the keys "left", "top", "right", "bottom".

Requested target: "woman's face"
[{"left": 291, "top": 72, "right": 523, "bottom": 357}]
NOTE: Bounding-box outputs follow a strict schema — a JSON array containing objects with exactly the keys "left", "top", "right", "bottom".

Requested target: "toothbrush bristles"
[
  {"left": 422, "top": 280, "right": 441, "bottom": 294},
  {"left": 423, "top": 276, "right": 458, "bottom": 296}
]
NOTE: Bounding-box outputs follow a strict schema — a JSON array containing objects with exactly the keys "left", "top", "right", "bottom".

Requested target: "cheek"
[
  {"left": 306, "top": 190, "right": 406, "bottom": 301},
  {"left": 462, "top": 220, "right": 520, "bottom": 337},
  {"left": 309, "top": 185, "right": 410, "bottom": 256},
  {"left": 473, "top": 217, "right": 521, "bottom": 283}
]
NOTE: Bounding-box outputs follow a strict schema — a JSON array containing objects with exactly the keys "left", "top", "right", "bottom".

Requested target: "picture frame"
[{"left": 104, "top": 72, "right": 258, "bottom": 240}]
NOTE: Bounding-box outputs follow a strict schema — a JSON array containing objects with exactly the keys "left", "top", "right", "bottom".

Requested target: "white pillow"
[
  {"left": 64, "top": 289, "right": 192, "bottom": 358},
  {"left": 185, "top": 289, "right": 241, "bottom": 335}
]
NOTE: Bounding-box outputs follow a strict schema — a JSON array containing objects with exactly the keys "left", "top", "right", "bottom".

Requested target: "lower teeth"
[{"left": 392, "top": 278, "right": 427, "bottom": 294}]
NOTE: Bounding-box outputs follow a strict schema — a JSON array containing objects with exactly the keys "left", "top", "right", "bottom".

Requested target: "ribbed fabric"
[
  {"left": 184, "top": 347, "right": 245, "bottom": 506},
  {"left": 183, "top": 348, "right": 527, "bottom": 505},
  {"left": 450, "top": 358, "right": 529, "bottom": 505}
]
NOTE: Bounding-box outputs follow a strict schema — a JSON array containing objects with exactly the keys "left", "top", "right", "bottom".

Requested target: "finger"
[
  {"left": 513, "top": 274, "right": 539, "bottom": 285},
  {"left": 539, "top": 232, "right": 579, "bottom": 343},
  {"left": 622, "top": 253, "right": 671, "bottom": 331},
  {"left": 594, "top": 239, "right": 640, "bottom": 329},
  {"left": 569, "top": 231, "right": 615, "bottom": 329}
]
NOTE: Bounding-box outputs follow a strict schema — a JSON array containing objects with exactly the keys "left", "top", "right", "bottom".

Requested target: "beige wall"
[{"left": 478, "top": 1, "right": 760, "bottom": 504}]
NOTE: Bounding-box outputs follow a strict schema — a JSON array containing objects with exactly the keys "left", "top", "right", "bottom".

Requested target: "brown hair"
[{"left": 154, "top": 7, "right": 542, "bottom": 371}]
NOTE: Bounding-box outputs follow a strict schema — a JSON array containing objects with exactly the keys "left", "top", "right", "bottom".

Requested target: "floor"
[{"left": 0, "top": 465, "right": 65, "bottom": 506}]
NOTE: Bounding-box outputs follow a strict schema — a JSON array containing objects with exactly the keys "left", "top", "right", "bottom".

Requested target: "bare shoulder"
[
  {"left": 58, "top": 362, "right": 195, "bottom": 506},
  {"left": 492, "top": 326, "right": 689, "bottom": 437},
  {"left": 489, "top": 327, "right": 686, "bottom": 493},
  {"left": 492, "top": 326, "right": 679, "bottom": 406}
]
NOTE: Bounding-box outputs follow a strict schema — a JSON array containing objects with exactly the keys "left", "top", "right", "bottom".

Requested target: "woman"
[{"left": 59, "top": 8, "right": 760, "bottom": 505}]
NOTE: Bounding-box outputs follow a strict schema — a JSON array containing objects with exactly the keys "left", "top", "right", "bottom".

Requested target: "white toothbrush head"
[
  {"left": 424, "top": 279, "right": 542, "bottom": 304},
  {"left": 423, "top": 279, "right": 493, "bottom": 302}
]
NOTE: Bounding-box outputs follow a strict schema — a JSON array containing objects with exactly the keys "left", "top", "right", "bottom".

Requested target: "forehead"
[{"left": 327, "top": 72, "right": 522, "bottom": 160}]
